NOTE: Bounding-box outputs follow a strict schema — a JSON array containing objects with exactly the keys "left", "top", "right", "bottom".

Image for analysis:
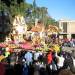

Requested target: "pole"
[
  {"left": 33, "top": 0, "right": 36, "bottom": 17},
  {"left": 33, "top": 0, "right": 37, "bottom": 26}
]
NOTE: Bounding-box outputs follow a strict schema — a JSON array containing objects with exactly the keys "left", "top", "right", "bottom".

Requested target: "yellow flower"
[{"left": 53, "top": 44, "right": 60, "bottom": 52}]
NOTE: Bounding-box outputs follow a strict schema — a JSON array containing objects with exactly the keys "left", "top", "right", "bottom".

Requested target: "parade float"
[
  {"left": 12, "top": 15, "right": 27, "bottom": 43},
  {"left": 46, "top": 25, "right": 61, "bottom": 52},
  {"left": 31, "top": 21, "right": 45, "bottom": 46},
  {"left": 0, "top": 17, "right": 61, "bottom": 53},
  {"left": 47, "top": 25, "right": 60, "bottom": 43},
  {"left": 0, "top": 15, "right": 28, "bottom": 52}
]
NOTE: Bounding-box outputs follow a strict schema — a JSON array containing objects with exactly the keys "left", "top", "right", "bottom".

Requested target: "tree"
[
  {"left": 0, "top": 0, "right": 58, "bottom": 42},
  {"left": 1, "top": 0, "right": 11, "bottom": 7}
]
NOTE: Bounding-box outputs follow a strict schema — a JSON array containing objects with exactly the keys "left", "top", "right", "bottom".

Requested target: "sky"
[{"left": 26, "top": 0, "right": 75, "bottom": 21}]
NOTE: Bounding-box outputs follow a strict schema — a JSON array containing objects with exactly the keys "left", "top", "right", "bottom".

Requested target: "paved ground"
[
  {"left": 59, "top": 69, "right": 75, "bottom": 75},
  {"left": 62, "top": 47, "right": 75, "bottom": 52}
]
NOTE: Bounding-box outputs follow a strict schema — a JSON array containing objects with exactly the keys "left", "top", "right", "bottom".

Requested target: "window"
[{"left": 62, "top": 22, "right": 67, "bottom": 33}]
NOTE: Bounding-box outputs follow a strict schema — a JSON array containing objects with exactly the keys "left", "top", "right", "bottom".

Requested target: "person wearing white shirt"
[
  {"left": 34, "top": 51, "right": 40, "bottom": 61},
  {"left": 57, "top": 55, "right": 65, "bottom": 69},
  {"left": 24, "top": 51, "right": 33, "bottom": 66}
]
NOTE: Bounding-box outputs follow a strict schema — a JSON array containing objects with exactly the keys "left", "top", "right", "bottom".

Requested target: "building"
[{"left": 59, "top": 19, "right": 75, "bottom": 39}]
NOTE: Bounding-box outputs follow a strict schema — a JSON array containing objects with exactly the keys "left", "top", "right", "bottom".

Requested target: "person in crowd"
[
  {"left": 24, "top": 51, "right": 33, "bottom": 66},
  {"left": 6, "top": 55, "right": 11, "bottom": 65},
  {"left": 22, "top": 59, "right": 28, "bottom": 75},
  {"left": 38, "top": 52, "right": 43, "bottom": 63},
  {"left": 13, "top": 61, "right": 23, "bottom": 75},
  {"left": 71, "top": 50, "right": 75, "bottom": 59},
  {"left": 63, "top": 52, "right": 75, "bottom": 74},
  {"left": 55, "top": 53, "right": 65, "bottom": 69},
  {"left": 34, "top": 51, "right": 40, "bottom": 62},
  {"left": 39, "top": 63, "right": 47, "bottom": 75},
  {"left": 0, "top": 62, "right": 5, "bottom": 75},
  {"left": 47, "top": 50, "right": 53, "bottom": 64},
  {"left": 46, "top": 50, "right": 53, "bottom": 75},
  {"left": 71, "top": 50, "right": 75, "bottom": 68},
  {"left": 34, "top": 60, "right": 40, "bottom": 75},
  {"left": 58, "top": 69, "right": 73, "bottom": 75}
]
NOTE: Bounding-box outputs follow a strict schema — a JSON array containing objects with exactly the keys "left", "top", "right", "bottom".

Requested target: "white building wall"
[
  {"left": 68, "top": 22, "right": 75, "bottom": 34},
  {"left": 59, "top": 19, "right": 75, "bottom": 39}
]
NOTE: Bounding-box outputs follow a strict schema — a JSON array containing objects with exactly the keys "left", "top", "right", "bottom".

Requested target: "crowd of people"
[
  {"left": 0, "top": 37, "right": 75, "bottom": 75},
  {"left": 0, "top": 47, "right": 75, "bottom": 75}
]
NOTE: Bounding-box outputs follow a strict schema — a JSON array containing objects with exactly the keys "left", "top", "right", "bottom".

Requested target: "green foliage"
[
  {"left": 0, "top": 0, "right": 58, "bottom": 26},
  {"left": 0, "top": 0, "right": 58, "bottom": 42}
]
